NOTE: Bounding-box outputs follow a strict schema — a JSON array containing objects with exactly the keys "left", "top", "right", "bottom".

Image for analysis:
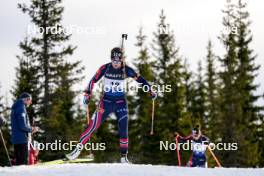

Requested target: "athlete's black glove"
[{"left": 150, "top": 91, "right": 157, "bottom": 100}]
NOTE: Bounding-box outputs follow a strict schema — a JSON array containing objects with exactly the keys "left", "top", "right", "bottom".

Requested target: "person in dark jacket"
[{"left": 11, "top": 92, "right": 38, "bottom": 165}]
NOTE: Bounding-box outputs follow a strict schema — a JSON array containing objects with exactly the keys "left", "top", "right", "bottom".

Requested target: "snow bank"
[{"left": 0, "top": 163, "right": 263, "bottom": 176}]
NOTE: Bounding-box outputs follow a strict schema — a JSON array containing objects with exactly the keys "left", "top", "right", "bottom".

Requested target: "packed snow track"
[{"left": 0, "top": 163, "right": 263, "bottom": 176}]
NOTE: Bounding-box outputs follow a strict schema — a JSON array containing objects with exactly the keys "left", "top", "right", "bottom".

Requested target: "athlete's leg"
[
  {"left": 197, "top": 156, "right": 207, "bottom": 168},
  {"left": 66, "top": 98, "right": 112, "bottom": 160},
  {"left": 191, "top": 155, "right": 206, "bottom": 167},
  {"left": 79, "top": 99, "right": 112, "bottom": 145},
  {"left": 115, "top": 99, "right": 129, "bottom": 155}
]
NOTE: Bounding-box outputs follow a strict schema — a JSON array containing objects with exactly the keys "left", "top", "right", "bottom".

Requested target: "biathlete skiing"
[
  {"left": 66, "top": 47, "right": 157, "bottom": 163},
  {"left": 176, "top": 125, "right": 210, "bottom": 167}
]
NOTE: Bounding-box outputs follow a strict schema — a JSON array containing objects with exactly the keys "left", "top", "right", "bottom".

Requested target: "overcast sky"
[{"left": 0, "top": 0, "right": 263, "bottom": 105}]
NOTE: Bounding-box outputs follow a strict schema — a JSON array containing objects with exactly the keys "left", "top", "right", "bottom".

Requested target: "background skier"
[{"left": 176, "top": 125, "right": 210, "bottom": 167}]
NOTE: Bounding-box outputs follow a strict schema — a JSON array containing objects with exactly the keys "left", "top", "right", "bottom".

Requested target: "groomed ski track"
[{"left": 0, "top": 163, "right": 264, "bottom": 176}]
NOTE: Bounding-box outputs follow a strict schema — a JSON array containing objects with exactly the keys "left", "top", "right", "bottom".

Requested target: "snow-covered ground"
[{"left": 0, "top": 163, "right": 263, "bottom": 176}]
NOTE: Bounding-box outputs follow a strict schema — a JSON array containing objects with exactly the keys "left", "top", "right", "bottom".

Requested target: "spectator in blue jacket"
[{"left": 11, "top": 92, "right": 38, "bottom": 165}]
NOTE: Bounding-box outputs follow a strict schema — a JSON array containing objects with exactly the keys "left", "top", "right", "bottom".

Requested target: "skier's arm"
[
  {"left": 126, "top": 66, "right": 156, "bottom": 97},
  {"left": 201, "top": 135, "right": 210, "bottom": 145},
  {"left": 84, "top": 64, "right": 108, "bottom": 96},
  {"left": 177, "top": 134, "right": 193, "bottom": 143},
  {"left": 16, "top": 107, "right": 32, "bottom": 133}
]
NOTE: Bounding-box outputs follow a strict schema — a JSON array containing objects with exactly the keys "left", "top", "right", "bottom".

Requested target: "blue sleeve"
[
  {"left": 202, "top": 135, "right": 210, "bottom": 144},
  {"left": 125, "top": 65, "right": 137, "bottom": 78},
  {"left": 125, "top": 66, "right": 152, "bottom": 92},
  {"left": 16, "top": 106, "right": 32, "bottom": 133}
]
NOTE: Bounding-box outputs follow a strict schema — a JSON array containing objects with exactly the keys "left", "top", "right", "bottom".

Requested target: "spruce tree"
[
  {"left": 183, "top": 60, "right": 207, "bottom": 127},
  {"left": 182, "top": 59, "right": 195, "bottom": 129},
  {"left": 152, "top": 10, "right": 187, "bottom": 165},
  {"left": 131, "top": 27, "right": 156, "bottom": 163},
  {"left": 11, "top": 38, "right": 40, "bottom": 125},
  {"left": 218, "top": 0, "right": 262, "bottom": 167},
  {"left": 183, "top": 59, "right": 194, "bottom": 115},
  {"left": 192, "top": 61, "right": 207, "bottom": 126},
  {"left": 233, "top": 0, "right": 262, "bottom": 166},
  {"left": 203, "top": 40, "right": 221, "bottom": 167},
  {"left": 17, "top": 0, "right": 84, "bottom": 160},
  {"left": 18, "top": 0, "right": 78, "bottom": 119},
  {"left": 204, "top": 40, "right": 220, "bottom": 139},
  {"left": 218, "top": 0, "right": 241, "bottom": 166}
]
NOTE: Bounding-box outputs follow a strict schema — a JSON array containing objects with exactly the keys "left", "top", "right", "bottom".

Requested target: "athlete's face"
[
  {"left": 111, "top": 58, "right": 122, "bottom": 69},
  {"left": 192, "top": 130, "right": 201, "bottom": 139}
]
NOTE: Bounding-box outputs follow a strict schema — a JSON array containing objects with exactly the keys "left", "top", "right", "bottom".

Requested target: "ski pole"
[
  {"left": 150, "top": 99, "right": 155, "bottom": 135},
  {"left": 175, "top": 135, "right": 181, "bottom": 166},
  {"left": 208, "top": 146, "right": 222, "bottom": 167},
  {"left": 86, "top": 105, "right": 90, "bottom": 125},
  {"left": 0, "top": 129, "right": 12, "bottom": 166},
  {"left": 121, "top": 34, "right": 128, "bottom": 78},
  {"left": 86, "top": 105, "right": 94, "bottom": 158}
]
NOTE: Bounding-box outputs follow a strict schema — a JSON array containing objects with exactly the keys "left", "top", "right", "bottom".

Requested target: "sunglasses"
[{"left": 111, "top": 58, "right": 122, "bottom": 64}]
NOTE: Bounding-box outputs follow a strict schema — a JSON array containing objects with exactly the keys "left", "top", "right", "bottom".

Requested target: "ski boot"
[
  {"left": 66, "top": 143, "right": 83, "bottom": 160},
  {"left": 120, "top": 154, "right": 131, "bottom": 164}
]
